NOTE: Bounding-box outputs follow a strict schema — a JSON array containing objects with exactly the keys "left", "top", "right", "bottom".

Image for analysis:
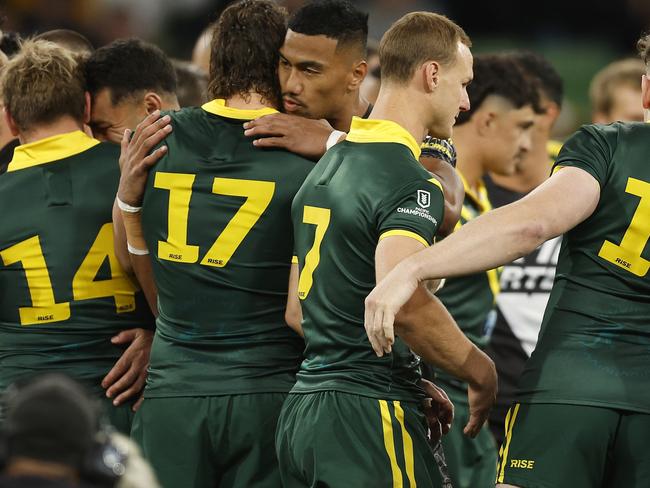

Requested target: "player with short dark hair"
[
  {"left": 0, "top": 40, "right": 154, "bottom": 434},
  {"left": 366, "top": 30, "right": 650, "bottom": 488},
  {"left": 276, "top": 12, "right": 497, "bottom": 487},
  {"left": 118, "top": 1, "right": 315, "bottom": 486}
]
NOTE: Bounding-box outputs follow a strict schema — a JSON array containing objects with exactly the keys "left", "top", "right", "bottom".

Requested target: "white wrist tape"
[
  {"left": 127, "top": 243, "right": 149, "bottom": 255},
  {"left": 116, "top": 196, "right": 142, "bottom": 213},
  {"left": 325, "top": 130, "right": 346, "bottom": 151}
]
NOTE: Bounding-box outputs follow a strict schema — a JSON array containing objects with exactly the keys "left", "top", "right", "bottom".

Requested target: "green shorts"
[
  {"left": 101, "top": 397, "right": 135, "bottom": 435},
  {"left": 438, "top": 399, "right": 497, "bottom": 488},
  {"left": 496, "top": 402, "right": 650, "bottom": 488},
  {"left": 131, "top": 393, "right": 287, "bottom": 488},
  {"left": 276, "top": 391, "right": 440, "bottom": 488}
]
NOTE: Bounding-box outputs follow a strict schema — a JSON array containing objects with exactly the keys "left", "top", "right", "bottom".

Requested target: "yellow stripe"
[
  {"left": 379, "top": 230, "right": 429, "bottom": 248},
  {"left": 552, "top": 165, "right": 564, "bottom": 175},
  {"left": 346, "top": 117, "right": 422, "bottom": 159},
  {"left": 497, "top": 403, "right": 521, "bottom": 483},
  {"left": 487, "top": 268, "right": 501, "bottom": 299},
  {"left": 202, "top": 98, "right": 278, "bottom": 120},
  {"left": 496, "top": 406, "right": 513, "bottom": 478},
  {"left": 291, "top": 255, "right": 298, "bottom": 264},
  {"left": 379, "top": 400, "right": 403, "bottom": 488},
  {"left": 394, "top": 401, "right": 416, "bottom": 487},
  {"left": 427, "top": 176, "right": 443, "bottom": 193}
]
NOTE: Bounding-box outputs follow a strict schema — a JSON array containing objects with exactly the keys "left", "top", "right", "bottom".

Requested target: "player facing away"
[
  {"left": 121, "top": 1, "right": 314, "bottom": 487},
  {"left": 276, "top": 12, "right": 497, "bottom": 488},
  {"left": 366, "top": 31, "right": 650, "bottom": 488},
  {"left": 0, "top": 40, "right": 154, "bottom": 432}
]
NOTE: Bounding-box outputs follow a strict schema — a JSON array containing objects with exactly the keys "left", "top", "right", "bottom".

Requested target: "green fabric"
[
  {"left": 132, "top": 393, "right": 286, "bottom": 488},
  {"left": 276, "top": 391, "right": 440, "bottom": 487},
  {"left": 140, "top": 106, "right": 313, "bottom": 397},
  {"left": 291, "top": 139, "right": 444, "bottom": 402},
  {"left": 0, "top": 142, "right": 154, "bottom": 397},
  {"left": 433, "top": 388, "right": 497, "bottom": 488},
  {"left": 497, "top": 402, "right": 650, "bottom": 488},
  {"left": 517, "top": 123, "right": 650, "bottom": 412},
  {"left": 101, "top": 397, "right": 134, "bottom": 435}
]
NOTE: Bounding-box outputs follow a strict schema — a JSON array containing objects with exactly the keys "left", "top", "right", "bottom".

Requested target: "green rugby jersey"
[
  {"left": 0, "top": 131, "right": 153, "bottom": 396},
  {"left": 518, "top": 123, "right": 650, "bottom": 413},
  {"left": 140, "top": 100, "right": 313, "bottom": 397},
  {"left": 291, "top": 117, "right": 445, "bottom": 402}
]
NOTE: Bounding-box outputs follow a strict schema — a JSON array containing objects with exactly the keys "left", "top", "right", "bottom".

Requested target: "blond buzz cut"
[{"left": 379, "top": 11, "right": 471, "bottom": 84}]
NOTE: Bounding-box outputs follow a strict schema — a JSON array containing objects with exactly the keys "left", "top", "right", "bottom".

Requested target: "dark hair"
[
  {"left": 208, "top": 0, "right": 287, "bottom": 107},
  {"left": 456, "top": 53, "right": 541, "bottom": 125},
  {"left": 380, "top": 12, "right": 471, "bottom": 84},
  {"left": 34, "top": 29, "right": 94, "bottom": 56},
  {"left": 638, "top": 33, "right": 650, "bottom": 66},
  {"left": 84, "top": 38, "right": 177, "bottom": 105},
  {"left": 173, "top": 59, "right": 208, "bottom": 107},
  {"left": 508, "top": 51, "right": 563, "bottom": 107},
  {"left": 289, "top": 0, "right": 368, "bottom": 55}
]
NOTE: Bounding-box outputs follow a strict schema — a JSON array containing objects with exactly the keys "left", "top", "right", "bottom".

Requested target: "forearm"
[
  {"left": 129, "top": 254, "right": 158, "bottom": 317},
  {"left": 112, "top": 201, "right": 133, "bottom": 275},
  {"left": 396, "top": 287, "right": 494, "bottom": 387}
]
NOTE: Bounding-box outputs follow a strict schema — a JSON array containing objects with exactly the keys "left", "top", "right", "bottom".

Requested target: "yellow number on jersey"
[
  {"left": 598, "top": 177, "right": 650, "bottom": 277},
  {"left": 72, "top": 223, "right": 138, "bottom": 313},
  {"left": 154, "top": 172, "right": 275, "bottom": 268},
  {"left": 297, "top": 206, "right": 331, "bottom": 300},
  {"left": 0, "top": 236, "right": 71, "bottom": 325}
]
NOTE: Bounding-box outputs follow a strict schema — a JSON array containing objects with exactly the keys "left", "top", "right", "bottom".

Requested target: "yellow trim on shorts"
[
  {"left": 394, "top": 401, "right": 417, "bottom": 487},
  {"left": 497, "top": 403, "right": 521, "bottom": 483},
  {"left": 379, "top": 400, "right": 404, "bottom": 488},
  {"left": 379, "top": 230, "right": 430, "bottom": 248}
]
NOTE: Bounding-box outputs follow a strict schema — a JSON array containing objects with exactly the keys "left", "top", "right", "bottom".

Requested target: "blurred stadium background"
[{"left": 2, "top": 0, "right": 648, "bottom": 138}]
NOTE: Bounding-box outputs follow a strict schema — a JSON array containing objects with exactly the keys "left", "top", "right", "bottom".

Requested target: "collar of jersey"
[
  {"left": 7, "top": 130, "right": 100, "bottom": 173},
  {"left": 202, "top": 99, "right": 278, "bottom": 120},
  {"left": 346, "top": 116, "right": 421, "bottom": 159},
  {"left": 458, "top": 170, "right": 491, "bottom": 213}
]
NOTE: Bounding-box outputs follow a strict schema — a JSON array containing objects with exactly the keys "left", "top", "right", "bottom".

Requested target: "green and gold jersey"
[
  {"left": 518, "top": 123, "right": 650, "bottom": 413},
  {"left": 434, "top": 173, "right": 499, "bottom": 397},
  {"left": 140, "top": 100, "right": 313, "bottom": 397},
  {"left": 0, "top": 131, "right": 154, "bottom": 396},
  {"left": 291, "top": 117, "right": 445, "bottom": 402}
]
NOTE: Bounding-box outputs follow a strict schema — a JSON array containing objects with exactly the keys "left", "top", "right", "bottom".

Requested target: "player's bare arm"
[
  {"left": 371, "top": 235, "right": 497, "bottom": 437},
  {"left": 365, "top": 166, "right": 601, "bottom": 354},
  {"left": 285, "top": 263, "right": 303, "bottom": 336},
  {"left": 243, "top": 113, "right": 334, "bottom": 160}
]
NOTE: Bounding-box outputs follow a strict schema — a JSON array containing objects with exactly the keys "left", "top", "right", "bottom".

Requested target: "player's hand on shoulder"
[
  {"left": 101, "top": 327, "right": 154, "bottom": 410},
  {"left": 243, "top": 113, "right": 334, "bottom": 160},
  {"left": 421, "top": 379, "right": 454, "bottom": 445},
  {"left": 364, "top": 260, "right": 420, "bottom": 357},
  {"left": 117, "top": 110, "right": 172, "bottom": 207}
]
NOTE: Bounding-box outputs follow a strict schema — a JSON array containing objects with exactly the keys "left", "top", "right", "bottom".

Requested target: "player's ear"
[
  {"left": 475, "top": 109, "right": 495, "bottom": 137},
  {"left": 83, "top": 91, "right": 92, "bottom": 125},
  {"left": 642, "top": 74, "right": 650, "bottom": 110},
  {"left": 4, "top": 107, "right": 19, "bottom": 137},
  {"left": 144, "top": 92, "right": 163, "bottom": 114},
  {"left": 424, "top": 61, "right": 440, "bottom": 93},
  {"left": 348, "top": 60, "right": 368, "bottom": 91}
]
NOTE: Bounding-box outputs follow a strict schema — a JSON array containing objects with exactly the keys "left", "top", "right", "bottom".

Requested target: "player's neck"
[
  {"left": 18, "top": 116, "right": 85, "bottom": 145},
  {"left": 452, "top": 128, "right": 485, "bottom": 195},
  {"left": 224, "top": 93, "right": 275, "bottom": 111},
  {"left": 328, "top": 93, "right": 370, "bottom": 132},
  {"left": 369, "top": 86, "right": 427, "bottom": 147},
  {"left": 489, "top": 147, "right": 551, "bottom": 193}
]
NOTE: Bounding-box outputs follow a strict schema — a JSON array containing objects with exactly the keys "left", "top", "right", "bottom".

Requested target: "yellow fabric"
[
  {"left": 201, "top": 98, "right": 278, "bottom": 120},
  {"left": 346, "top": 117, "right": 422, "bottom": 159},
  {"left": 427, "top": 176, "right": 444, "bottom": 193},
  {"left": 379, "top": 230, "right": 429, "bottom": 248},
  {"left": 547, "top": 139, "right": 563, "bottom": 162},
  {"left": 291, "top": 255, "right": 298, "bottom": 264},
  {"left": 497, "top": 403, "right": 521, "bottom": 483},
  {"left": 394, "top": 401, "right": 417, "bottom": 487},
  {"left": 379, "top": 400, "right": 404, "bottom": 488},
  {"left": 7, "top": 130, "right": 100, "bottom": 173}
]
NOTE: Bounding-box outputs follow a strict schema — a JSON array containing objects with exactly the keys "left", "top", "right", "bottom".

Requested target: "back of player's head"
[
  {"left": 84, "top": 38, "right": 177, "bottom": 105},
  {"left": 3, "top": 373, "right": 98, "bottom": 468},
  {"left": 379, "top": 12, "right": 471, "bottom": 85},
  {"left": 173, "top": 59, "right": 208, "bottom": 107},
  {"left": 288, "top": 0, "right": 368, "bottom": 56},
  {"left": 208, "top": 0, "right": 287, "bottom": 108},
  {"left": 34, "top": 29, "right": 94, "bottom": 57},
  {"left": 589, "top": 58, "right": 644, "bottom": 116},
  {"left": 637, "top": 33, "right": 650, "bottom": 69},
  {"left": 455, "top": 53, "right": 540, "bottom": 125},
  {"left": 508, "top": 50, "right": 563, "bottom": 108},
  {"left": 1, "top": 39, "right": 85, "bottom": 132}
]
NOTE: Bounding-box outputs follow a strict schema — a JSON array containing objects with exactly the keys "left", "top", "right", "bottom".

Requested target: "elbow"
[{"left": 518, "top": 219, "right": 548, "bottom": 253}]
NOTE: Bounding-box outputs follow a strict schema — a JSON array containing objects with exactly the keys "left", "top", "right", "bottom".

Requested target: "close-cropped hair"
[
  {"left": 208, "top": 0, "right": 287, "bottom": 108},
  {"left": 508, "top": 50, "right": 563, "bottom": 108},
  {"left": 34, "top": 29, "right": 94, "bottom": 57},
  {"left": 288, "top": 0, "right": 368, "bottom": 55},
  {"left": 379, "top": 12, "right": 471, "bottom": 84},
  {"left": 589, "top": 58, "right": 645, "bottom": 115},
  {"left": 84, "top": 38, "right": 177, "bottom": 105},
  {"left": 455, "top": 53, "right": 541, "bottom": 125},
  {"left": 1, "top": 39, "right": 85, "bottom": 132}
]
